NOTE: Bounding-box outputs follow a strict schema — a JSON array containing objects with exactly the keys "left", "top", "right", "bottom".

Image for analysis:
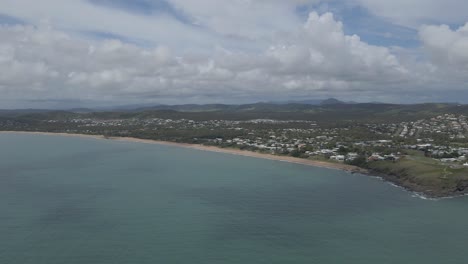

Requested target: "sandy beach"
[{"left": 0, "top": 131, "right": 368, "bottom": 174}]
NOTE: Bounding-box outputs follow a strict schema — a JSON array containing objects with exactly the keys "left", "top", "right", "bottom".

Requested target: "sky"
[{"left": 0, "top": 0, "right": 468, "bottom": 108}]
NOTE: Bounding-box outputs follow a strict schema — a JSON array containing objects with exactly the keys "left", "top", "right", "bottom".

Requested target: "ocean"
[{"left": 1, "top": 133, "right": 467, "bottom": 264}]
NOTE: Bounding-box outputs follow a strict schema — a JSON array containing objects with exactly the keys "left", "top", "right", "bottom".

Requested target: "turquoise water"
[{"left": 1, "top": 134, "right": 468, "bottom": 264}]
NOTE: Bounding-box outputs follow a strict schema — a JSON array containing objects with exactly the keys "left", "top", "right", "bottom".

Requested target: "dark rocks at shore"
[{"left": 456, "top": 180, "right": 468, "bottom": 192}]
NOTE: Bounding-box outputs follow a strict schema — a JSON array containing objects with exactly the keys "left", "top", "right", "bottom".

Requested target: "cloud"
[
  {"left": 166, "top": 0, "right": 304, "bottom": 39},
  {"left": 0, "top": 11, "right": 420, "bottom": 106},
  {"left": 0, "top": 1, "right": 467, "bottom": 107},
  {"left": 268, "top": 12, "right": 407, "bottom": 80},
  {"left": 0, "top": 0, "right": 324, "bottom": 53},
  {"left": 353, "top": 0, "right": 468, "bottom": 29},
  {"left": 0, "top": 0, "right": 221, "bottom": 52},
  {"left": 419, "top": 23, "right": 468, "bottom": 71}
]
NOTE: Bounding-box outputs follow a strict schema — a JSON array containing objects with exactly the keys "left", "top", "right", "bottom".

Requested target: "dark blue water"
[{"left": 1, "top": 134, "right": 467, "bottom": 263}]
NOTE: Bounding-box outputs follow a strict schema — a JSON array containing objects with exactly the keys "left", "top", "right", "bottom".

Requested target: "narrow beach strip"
[{"left": 0, "top": 131, "right": 367, "bottom": 174}]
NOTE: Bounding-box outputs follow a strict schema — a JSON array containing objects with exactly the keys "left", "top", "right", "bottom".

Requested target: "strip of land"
[
  {"left": 0, "top": 131, "right": 367, "bottom": 173},
  {"left": 3, "top": 131, "right": 468, "bottom": 199}
]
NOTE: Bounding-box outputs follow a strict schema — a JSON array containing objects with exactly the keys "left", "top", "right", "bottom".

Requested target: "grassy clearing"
[{"left": 367, "top": 154, "right": 468, "bottom": 196}]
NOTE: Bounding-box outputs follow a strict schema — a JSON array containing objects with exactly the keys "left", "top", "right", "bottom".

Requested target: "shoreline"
[
  {"left": 0, "top": 131, "right": 366, "bottom": 174},
  {"left": 3, "top": 130, "right": 465, "bottom": 199}
]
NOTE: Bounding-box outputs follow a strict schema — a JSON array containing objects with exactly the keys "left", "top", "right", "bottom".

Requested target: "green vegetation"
[
  {"left": 368, "top": 153, "right": 468, "bottom": 197},
  {"left": 1, "top": 102, "right": 468, "bottom": 197}
]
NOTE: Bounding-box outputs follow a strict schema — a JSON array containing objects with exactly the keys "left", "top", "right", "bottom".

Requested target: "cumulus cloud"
[
  {"left": 353, "top": 0, "right": 468, "bottom": 29},
  {"left": 0, "top": 0, "right": 223, "bottom": 52},
  {"left": 0, "top": 11, "right": 420, "bottom": 105},
  {"left": 166, "top": 0, "right": 304, "bottom": 39},
  {"left": 268, "top": 12, "right": 407, "bottom": 80},
  {"left": 0, "top": 0, "right": 467, "bottom": 106},
  {"left": 0, "top": 0, "right": 324, "bottom": 52},
  {"left": 419, "top": 23, "right": 468, "bottom": 71}
]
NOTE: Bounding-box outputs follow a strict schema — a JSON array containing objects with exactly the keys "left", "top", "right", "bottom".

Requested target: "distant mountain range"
[
  {"left": 2, "top": 100, "right": 468, "bottom": 126},
  {"left": 117, "top": 98, "right": 357, "bottom": 112},
  {"left": 320, "top": 98, "right": 351, "bottom": 105},
  {"left": 264, "top": 98, "right": 358, "bottom": 106},
  {"left": 0, "top": 98, "right": 465, "bottom": 117}
]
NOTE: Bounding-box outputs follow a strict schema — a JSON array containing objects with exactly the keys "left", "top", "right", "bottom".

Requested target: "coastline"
[
  {"left": 0, "top": 131, "right": 367, "bottom": 174},
  {"left": 4, "top": 130, "right": 466, "bottom": 199}
]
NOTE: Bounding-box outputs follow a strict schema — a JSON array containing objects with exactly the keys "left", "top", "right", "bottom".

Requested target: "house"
[
  {"left": 368, "top": 154, "right": 385, "bottom": 162},
  {"left": 346, "top": 152, "right": 359, "bottom": 161},
  {"left": 384, "top": 154, "right": 400, "bottom": 161},
  {"left": 320, "top": 149, "right": 334, "bottom": 154},
  {"left": 298, "top": 144, "right": 307, "bottom": 149},
  {"left": 441, "top": 158, "right": 458, "bottom": 163},
  {"left": 330, "top": 155, "right": 345, "bottom": 161}
]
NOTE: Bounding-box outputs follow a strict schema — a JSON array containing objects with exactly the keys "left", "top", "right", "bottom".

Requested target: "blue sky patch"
[
  {"left": 88, "top": 0, "right": 193, "bottom": 24},
  {"left": 81, "top": 30, "right": 155, "bottom": 47},
  {"left": 0, "top": 13, "right": 24, "bottom": 25},
  {"left": 297, "top": 1, "right": 419, "bottom": 48}
]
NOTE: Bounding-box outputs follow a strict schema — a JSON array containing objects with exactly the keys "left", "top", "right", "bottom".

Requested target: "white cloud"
[
  {"left": 0, "top": 0, "right": 223, "bottom": 52},
  {"left": 167, "top": 0, "right": 304, "bottom": 39},
  {"left": 0, "top": 0, "right": 467, "bottom": 106},
  {"left": 0, "top": 0, "right": 324, "bottom": 53},
  {"left": 354, "top": 0, "right": 468, "bottom": 29},
  {"left": 419, "top": 23, "right": 468, "bottom": 71},
  {"left": 0, "top": 12, "right": 421, "bottom": 105},
  {"left": 267, "top": 12, "right": 407, "bottom": 81}
]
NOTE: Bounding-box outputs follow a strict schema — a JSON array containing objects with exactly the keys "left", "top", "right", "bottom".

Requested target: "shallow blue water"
[{"left": 1, "top": 134, "right": 467, "bottom": 263}]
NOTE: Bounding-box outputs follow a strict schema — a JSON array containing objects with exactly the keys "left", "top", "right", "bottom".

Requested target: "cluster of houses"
[
  {"left": 216, "top": 135, "right": 405, "bottom": 163},
  {"left": 329, "top": 153, "right": 359, "bottom": 162},
  {"left": 440, "top": 157, "right": 467, "bottom": 163},
  {"left": 398, "top": 114, "right": 468, "bottom": 139},
  {"left": 39, "top": 117, "right": 468, "bottom": 168},
  {"left": 367, "top": 153, "right": 400, "bottom": 162},
  {"left": 31, "top": 115, "right": 468, "bottom": 167},
  {"left": 68, "top": 117, "right": 245, "bottom": 130}
]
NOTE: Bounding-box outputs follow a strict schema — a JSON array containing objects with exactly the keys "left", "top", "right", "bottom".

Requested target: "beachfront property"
[{"left": 2, "top": 112, "right": 468, "bottom": 169}]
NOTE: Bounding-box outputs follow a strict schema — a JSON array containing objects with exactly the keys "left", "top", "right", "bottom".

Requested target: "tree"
[
  {"left": 346, "top": 155, "right": 368, "bottom": 168},
  {"left": 337, "top": 146, "right": 348, "bottom": 155}
]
